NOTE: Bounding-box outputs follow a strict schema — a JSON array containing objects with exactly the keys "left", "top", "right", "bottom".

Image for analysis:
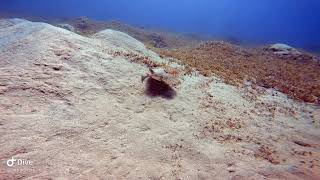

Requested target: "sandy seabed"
[{"left": 0, "top": 19, "right": 319, "bottom": 180}]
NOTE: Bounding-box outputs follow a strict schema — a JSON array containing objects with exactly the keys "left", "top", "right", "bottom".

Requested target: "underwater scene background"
[
  {"left": 1, "top": 0, "right": 320, "bottom": 51},
  {"left": 0, "top": 1, "right": 320, "bottom": 179}
]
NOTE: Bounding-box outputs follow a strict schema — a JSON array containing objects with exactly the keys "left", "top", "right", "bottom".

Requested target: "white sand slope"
[{"left": 0, "top": 19, "right": 319, "bottom": 180}]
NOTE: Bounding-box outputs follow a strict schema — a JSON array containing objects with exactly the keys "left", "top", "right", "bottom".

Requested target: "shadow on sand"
[{"left": 144, "top": 78, "right": 176, "bottom": 99}]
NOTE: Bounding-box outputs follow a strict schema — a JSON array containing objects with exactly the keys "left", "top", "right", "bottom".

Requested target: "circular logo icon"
[{"left": 6, "top": 157, "right": 16, "bottom": 167}]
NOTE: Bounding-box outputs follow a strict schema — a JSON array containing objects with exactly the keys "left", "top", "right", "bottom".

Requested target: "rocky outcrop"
[
  {"left": 93, "top": 29, "right": 166, "bottom": 64},
  {"left": 267, "top": 43, "right": 301, "bottom": 55},
  {"left": 266, "top": 43, "right": 317, "bottom": 64}
]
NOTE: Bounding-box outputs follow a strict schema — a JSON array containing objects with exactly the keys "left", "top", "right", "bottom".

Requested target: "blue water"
[{"left": 1, "top": 0, "right": 320, "bottom": 50}]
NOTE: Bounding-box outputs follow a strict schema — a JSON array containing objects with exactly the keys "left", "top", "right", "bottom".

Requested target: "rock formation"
[{"left": 268, "top": 43, "right": 301, "bottom": 55}]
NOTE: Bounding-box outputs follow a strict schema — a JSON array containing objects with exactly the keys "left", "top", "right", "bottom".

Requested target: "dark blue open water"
[{"left": 1, "top": 0, "right": 320, "bottom": 50}]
